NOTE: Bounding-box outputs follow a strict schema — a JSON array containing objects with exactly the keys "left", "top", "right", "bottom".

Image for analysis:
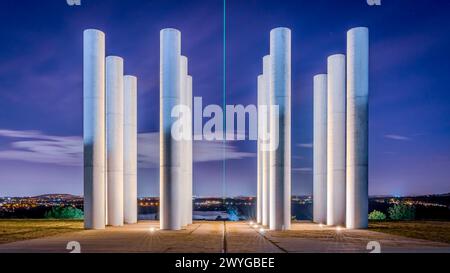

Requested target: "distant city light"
[
  {"left": 149, "top": 227, "right": 156, "bottom": 232},
  {"left": 259, "top": 228, "right": 265, "bottom": 233},
  {"left": 252, "top": 224, "right": 259, "bottom": 229},
  {"left": 249, "top": 221, "right": 254, "bottom": 225}
]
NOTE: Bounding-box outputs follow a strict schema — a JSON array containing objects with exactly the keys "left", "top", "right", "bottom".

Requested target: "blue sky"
[{"left": 0, "top": 0, "right": 449, "bottom": 197}]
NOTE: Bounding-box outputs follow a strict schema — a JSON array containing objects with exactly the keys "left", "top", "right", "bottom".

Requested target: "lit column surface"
[
  {"left": 257, "top": 74, "right": 263, "bottom": 224},
  {"left": 106, "top": 56, "right": 124, "bottom": 227},
  {"left": 186, "top": 75, "right": 193, "bottom": 225},
  {"left": 313, "top": 74, "right": 327, "bottom": 224},
  {"left": 180, "top": 55, "right": 188, "bottom": 227},
  {"left": 124, "top": 75, "right": 138, "bottom": 224},
  {"left": 262, "top": 55, "right": 271, "bottom": 227},
  {"left": 346, "top": 27, "right": 369, "bottom": 229},
  {"left": 160, "top": 28, "right": 181, "bottom": 230},
  {"left": 83, "top": 29, "right": 106, "bottom": 229},
  {"left": 269, "top": 27, "right": 291, "bottom": 231},
  {"left": 326, "top": 54, "right": 346, "bottom": 226}
]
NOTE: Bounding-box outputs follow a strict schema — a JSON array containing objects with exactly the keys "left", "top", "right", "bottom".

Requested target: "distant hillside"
[{"left": 32, "top": 194, "right": 82, "bottom": 200}]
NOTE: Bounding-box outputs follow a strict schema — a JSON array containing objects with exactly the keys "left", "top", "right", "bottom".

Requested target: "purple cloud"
[
  {"left": 384, "top": 134, "right": 411, "bottom": 141},
  {"left": 297, "top": 143, "right": 313, "bottom": 148},
  {"left": 292, "top": 167, "right": 312, "bottom": 173},
  {"left": 0, "top": 129, "right": 254, "bottom": 168}
]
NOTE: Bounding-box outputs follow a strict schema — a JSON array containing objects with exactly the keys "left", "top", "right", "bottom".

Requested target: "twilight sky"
[{"left": 0, "top": 0, "right": 449, "bottom": 197}]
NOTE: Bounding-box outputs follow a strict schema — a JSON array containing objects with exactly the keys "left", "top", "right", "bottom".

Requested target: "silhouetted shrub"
[
  {"left": 388, "top": 203, "right": 415, "bottom": 220},
  {"left": 44, "top": 206, "right": 84, "bottom": 219},
  {"left": 368, "top": 210, "right": 386, "bottom": 220}
]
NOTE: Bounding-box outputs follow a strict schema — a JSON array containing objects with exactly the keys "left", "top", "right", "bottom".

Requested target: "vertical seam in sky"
[{"left": 222, "top": 0, "right": 226, "bottom": 200}]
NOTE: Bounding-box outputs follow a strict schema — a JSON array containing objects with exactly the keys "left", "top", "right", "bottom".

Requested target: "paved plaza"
[{"left": 0, "top": 221, "right": 449, "bottom": 253}]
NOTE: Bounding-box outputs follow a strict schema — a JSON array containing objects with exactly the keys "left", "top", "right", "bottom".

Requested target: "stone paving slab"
[
  {"left": 225, "top": 222, "right": 283, "bottom": 253},
  {"left": 264, "top": 222, "right": 450, "bottom": 253}
]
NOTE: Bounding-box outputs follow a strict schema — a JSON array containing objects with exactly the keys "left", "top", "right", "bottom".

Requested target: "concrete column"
[
  {"left": 124, "top": 75, "right": 137, "bottom": 224},
  {"left": 180, "top": 55, "right": 188, "bottom": 227},
  {"left": 326, "top": 54, "right": 346, "bottom": 227},
  {"left": 262, "top": 55, "right": 271, "bottom": 227},
  {"left": 106, "top": 56, "right": 124, "bottom": 227},
  {"left": 160, "top": 28, "right": 181, "bottom": 230},
  {"left": 269, "top": 27, "right": 291, "bottom": 231},
  {"left": 257, "top": 74, "right": 263, "bottom": 224},
  {"left": 83, "top": 29, "right": 106, "bottom": 230},
  {"left": 346, "top": 27, "right": 369, "bottom": 229},
  {"left": 186, "top": 75, "right": 193, "bottom": 225},
  {"left": 313, "top": 74, "right": 327, "bottom": 224}
]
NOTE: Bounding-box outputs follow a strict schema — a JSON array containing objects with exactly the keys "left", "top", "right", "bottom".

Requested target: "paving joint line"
[{"left": 252, "top": 227, "right": 289, "bottom": 253}]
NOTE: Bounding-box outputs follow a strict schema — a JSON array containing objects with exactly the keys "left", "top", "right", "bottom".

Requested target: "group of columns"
[
  {"left": 83, "top": 26, "right": 366, "bottom": 231},
  {"left": 160, "top": 28, "right": 193, "bottom": 230},
  {"left": 313, "top": 27, "right": 369, "bottom": 229},
  {"left": 83, "top": 29, "right": 138, "bottom": 229},
  {"left": 257, "top": 27, "right": 292, "bottom": 231}
]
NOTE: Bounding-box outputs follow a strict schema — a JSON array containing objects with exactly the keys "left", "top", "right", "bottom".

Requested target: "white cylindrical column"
[
  {"left": 124, "top": 75, "right": 138, "bottom": 224},
  {"left": 160, "top": 28, "right": 181, "bottom": 230},
  {"left": 313, "top": 74, "right": 327, "bottom": 224},
  {"left": 326, "top": 54, "right": 346, "bottom": 227},
  {"left": 257, "top": 74, "right": 263, "bottom": 224},
  {"left": 180, "top": 55, "right": 188, "bottom": 227},
  {"left": 346, "top": 27, "right": 369, "bottom": 229},
  {"left": 106, "top": 56, "right": 124, "bottom": 227},
  {"left": 186, "top": 75, "right": 193, "bottom": 225},
  {"left": 262, "top": 55, "right": 271, "bottom": 227},
  {"left": 83, "top": 29, "right": 106, "bottom": 230},
  {"left": 269, "top": 27, "right": 291, "bottom": 231}
]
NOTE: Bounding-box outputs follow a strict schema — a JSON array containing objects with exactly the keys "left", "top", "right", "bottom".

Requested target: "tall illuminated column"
[
  {"left": 186, "top": 75, "right": 193, "bottom": 225},
  {"left": 124, "top": 75, "right": 137, "bottom": 224},
  {"left": 180, "top": 55, "right": 188, "bottom": 227},
  {"left": 106, "top": 56, "right": 124, "bottom": 227},
  {"left": 313, "top": 74, "right": 327, "bottom": 224},
  {"left": 160, "top": 28, "right": 181, "bottom": 230},
  {"left": 346, "top": 27, "right": 369, "bottom": 229},
  {"left": 257, "top": 74, "right": 263, "bottom": 224},
  {"left": 269, "top": 27, "right": 291, "bottom": 231},
  {"left": 326, "top": 54, "right": 346, "bottom": 226},
  {"left": 83, "top": 29, "right": 106, "bottom": 229},
  {"left": 262, "top": 55, "right": 271, "bottom": 227}
]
